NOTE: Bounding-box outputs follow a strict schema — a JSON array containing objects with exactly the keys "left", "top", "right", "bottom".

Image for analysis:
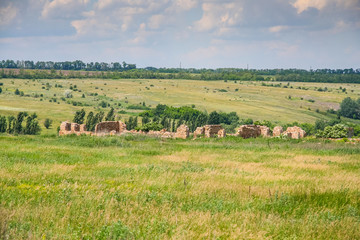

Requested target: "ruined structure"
[
  {"left": 259, "top": 126, "right": 271, "bottom": 137},
  {"left": 204, "top": 125, "right": 224, "bottom": 138},
  {"left": 193, "top": 127, "right": 205, "bottom": 138},
  {"left": 218, "top": 129, "right": 226, "bottom": 138},
  {"left": 272, "top": 126, "right": 283, "bottom": 137},
  {"left": 175, "top": 125, "right": 189, "bottom": 139},
  {"left": 59, "top": 121, "right": 91, "bottom": 136},
  {"left": 283, "top": 126, "right": 306, "bottom": 139},
  {"left": 94, "top": 121, "right": 127, "bottom": 136},
  {"left": 236, "top": 125, "right": 261, "bottom": 139}
]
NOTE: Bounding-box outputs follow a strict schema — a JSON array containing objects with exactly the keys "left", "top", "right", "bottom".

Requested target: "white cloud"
[
  {"left": 193, "top": 2, "right": 243, "bottom": 32},
  {"left": 0, "top": 3, "right": 17, "bottom": 26},
  {"left": 269, "top": 25, "right": 289, "bottom": 33},
  {"left": 292, "top": 0, "right": 360, "bottom": 14},
  {"left": 42, "top": 0, "right": 90, "bottom": 19}
]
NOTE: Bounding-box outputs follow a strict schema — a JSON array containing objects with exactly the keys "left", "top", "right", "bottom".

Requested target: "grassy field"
[
  {"left": 1, "top": 78, "right": 360, "bottom": 134},
  {"left": 0, "top": 135, "right": 360, "bottom": 239}
]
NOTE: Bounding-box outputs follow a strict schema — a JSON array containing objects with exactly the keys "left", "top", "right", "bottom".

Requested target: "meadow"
[
  {"left": 0, "top": 135, "right": 360, "bottom": 239},
  {"left": 1, "top": 78, "right": 360, "bottom": 135},
  {"left": 0, "top": 77, "right": 360, "bottom": 239}
]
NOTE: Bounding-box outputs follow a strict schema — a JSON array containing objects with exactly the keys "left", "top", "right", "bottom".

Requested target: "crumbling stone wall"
[
  {"left": 59, "top": 121, "right": 91, "bottom": 136},
  {"left": 237, "top": 125, "right": 261, "bottom": 139},
  {"left": 175, "top": 125, "right": 189, "bottom": 139},
  {"left": 218, "top": 129, "right": 226, "bottom": 138},
  {"left": 204, "top": 125, "right": 223, "bottom": 138},
  {"left": 193, "top": 127, "right": 205, "bottom": 138},
  {"left": 273, "top": 126, "right": 283, "bottom": 137},
  {"left": 259, "top": 126, "right": 271, "bottom": 137},
  {"left": 283, "top": 126, "right": 306, "bottom": 139},
  {"left": 94, "top": 121, "right": 127, "bottom": 135}
]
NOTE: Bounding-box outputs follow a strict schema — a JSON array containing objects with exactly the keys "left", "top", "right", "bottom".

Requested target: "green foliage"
[
  {"left": 135, "top": 122, "right": 163, "bottom": 132},
  {"left": 0, "top": 115, "right": 7, "bottom": 132},
  {"left": 340, "top": 97, "right": 360, "bottom": 119},
  {"left": 100, "top": 100, "right": 108, "bottom": 108},
  {"left": 126, "top": 104, "right": 150, "bottom": 110},
  {"left": 105, "top": 108, "right": 115, "bottom": 121},
  {"left": 44, "top": 118, "right": 53, "bottom": 129},
  {"left": 0, "top": 87, "right": 2, "bottom": 94},
  {"left": 73, "top": 109, "right": 86, "bottom": 124},
  {"left": 23, "top": 113, "right": 41, "bottom": 135},
  {"left": 125, "top": 116, "right": 138, "bottom": 130},
  {"left": 14, "top": 88, "right": 20, "bottom": 95},
  {"left": 316, "top": 124, "right": 348, "bottom": 138},
  {"left": 14, "top": 112, "right": 27, "bottom": 134}
]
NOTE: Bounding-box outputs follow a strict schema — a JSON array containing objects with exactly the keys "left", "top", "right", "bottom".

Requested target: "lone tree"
[
  {"left": 44, "top": 118, "right": 53, "bottom": 129},
  {"left": 340, "top": 97, "right": 360, "bottom": 119}
]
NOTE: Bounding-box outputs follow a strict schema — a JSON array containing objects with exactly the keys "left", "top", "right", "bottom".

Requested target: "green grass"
[
  {"left": 0, "top": 134, "right": 359, "bottom": 239},
  {"left": 1, "top": 78, "right": 360, "bottom": 135}
]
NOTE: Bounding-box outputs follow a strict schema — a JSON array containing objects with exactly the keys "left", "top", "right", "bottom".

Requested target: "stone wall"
[
  {"left": 218, "top": 129, "right": 226, "bottom": 138},
  {"left": 283, "top": 126, "right": 306, "bottom": 139},
  {"left": 59, "top": 121, "right": 91, "bottom": 136},
  {"left": 204, "top": 125, "right": 223, "bottom": 138},
  {"left": 175, "top": 125, "right": 189, "bottom": 139},
  {"left": 273, "top": 126, "right": 283, "bottom": 137},
  {"left": 259, "top": 126, "right": 271, "bottom": 137},
  {"left": 237, "top": 125, "right": 261, "bottom": 139},
  {"left": 94, "top": 121, "right": 127, "bottom": 135},
  {"left": 193, "top": 127, "right": 205, "bottom": 138}
]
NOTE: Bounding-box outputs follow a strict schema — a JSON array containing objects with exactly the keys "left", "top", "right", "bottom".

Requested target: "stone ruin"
[
  {"left": 272, "top": 126, "right": 283, "bottom": 137},
  {"left": 175, "top": 125, "right": 189, "bottom": 139},
  {"left": 58, "top": 119, "right": 309, "bottom": 141},
  {"left": 94, "top": 121, "right": 127, "bottom": 136},
  {"left": 259, "top": 125, "right": 271, "bottom": 137},
  {"left": 236, "top": 125, "right": 261, "bottom": 139},
  {"left": 193, "top": 125, "right": 226, "bottom": 138},
  {"left": 59, "top": 121, "right": 91, "bottom": 136},
  {"left": 204, "top": 125, "right": 224, "bottom": 138},
  {"left": 193, "top": 127, "right": 205, "bottom": 138},
  {"left": 283, "top": 126, "right": 306, "bottom": 139}
]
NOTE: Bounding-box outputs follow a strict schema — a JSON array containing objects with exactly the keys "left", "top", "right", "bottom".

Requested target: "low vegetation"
[{"left": 0, "top": 135, "right": 359, "bottom": 239}]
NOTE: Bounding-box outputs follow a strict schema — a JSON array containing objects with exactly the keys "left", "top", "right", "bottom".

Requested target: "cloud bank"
[{"left": 0, "top": 0, "right": 359, "bottom": 68}]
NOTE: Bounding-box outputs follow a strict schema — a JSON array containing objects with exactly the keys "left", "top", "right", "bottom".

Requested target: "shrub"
[
  {"left": 44, "top": 118, "right": 53, "bottom": 129},
  {"left": 316, "top": 124, "right": 348, "bottom": 138},
  {"left": 135, "top": 122, "right": 163, "bottom": 132}
]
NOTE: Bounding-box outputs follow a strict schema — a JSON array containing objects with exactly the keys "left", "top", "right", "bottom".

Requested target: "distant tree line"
[
  {"left": 0, "top": 112, "right": 41, "bottom": 135},
  {"left": 0, "top": 60, "right": 136, "bottom": 71},
  {"left": 1, "top": 59, "right": 360, "bottom": 83}
]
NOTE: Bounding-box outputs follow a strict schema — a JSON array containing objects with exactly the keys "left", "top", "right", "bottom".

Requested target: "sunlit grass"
[{"left": 0, "top": 135, "right": 359, "bottom": 239}]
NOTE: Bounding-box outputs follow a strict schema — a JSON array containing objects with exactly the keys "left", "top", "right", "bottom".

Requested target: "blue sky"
[{"left": 0, "top": 0, "right": 359, "bottom": 69}]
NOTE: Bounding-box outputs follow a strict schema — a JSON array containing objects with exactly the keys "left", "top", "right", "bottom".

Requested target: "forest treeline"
[{"left": 1, "top": 59, "right": 360, "bottom": 83}]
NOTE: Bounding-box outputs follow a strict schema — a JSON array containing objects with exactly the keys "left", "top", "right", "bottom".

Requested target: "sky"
[{"left": 0, "top": 0, "right": 359, "bottom": 69}]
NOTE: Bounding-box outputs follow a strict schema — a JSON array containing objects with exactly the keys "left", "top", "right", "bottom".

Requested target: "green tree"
[
  {"left": 340, "top": 97, "right": 360, "bottom": 119},
  {"left": 73, "top": 109, "right": 86, "bottom": 124},
  {"left": 208, "top": 111, "right": 220, "bottom": 124},
  {"left": 86, "top": 111, "right": 94, "bottom": 131},
  {"left": 15, "top": 88, "right": 20, "bottom": 95},
  {"left": 7, "top": 116, "right": 15, "bottom": 134},
  {"left": 44, "top": 118, "right": 53, "bottom": 129},
  {"left": 0, "top": 115, "right": 6, "bottom": 132},
  {"left": 0, "top": 87, "right": 2, "bottom": 94},
  {"left": 14, "top": 112, "right": 27, "bottom": 134},
  {"left": 24, "top": 113, "right": 41, "bottom": 135},
  {"left": 105, "top": 108, "right": 115, "bottom": 121}
]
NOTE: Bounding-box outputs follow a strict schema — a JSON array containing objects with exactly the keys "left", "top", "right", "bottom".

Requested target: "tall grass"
[{"left": 0, "top": 135, "right": 359, "bottom": 239}]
